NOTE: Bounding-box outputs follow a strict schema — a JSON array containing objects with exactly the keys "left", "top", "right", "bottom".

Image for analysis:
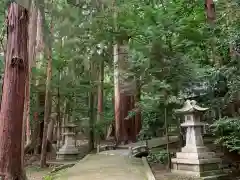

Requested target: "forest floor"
[
  {"left": 26, "top": 166, "right": 51, "bottom": 180},
  {"left": 25, "top": 137, "right": 91, "bottom": 180}
]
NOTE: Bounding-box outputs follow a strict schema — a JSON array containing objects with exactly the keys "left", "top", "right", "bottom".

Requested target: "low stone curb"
[
  {"left": 142, "top": 157, "right": 156, "bottom": 180},
  {"left": 78, "top": 154, "right": 91, "bottom": 163},
  {"left": 97, "top": 144, "right": 116, "bottom": 153},
  {"left": 51, "top": 154, "right": 91, "bottom": 174}
]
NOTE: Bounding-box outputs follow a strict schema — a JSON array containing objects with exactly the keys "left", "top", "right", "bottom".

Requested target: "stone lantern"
[
  {"left": 171, "top": 100, "right": 226, "bottom": 179},
  {"left": 56, "top": 124, "right": 79, "bottom": 161}
]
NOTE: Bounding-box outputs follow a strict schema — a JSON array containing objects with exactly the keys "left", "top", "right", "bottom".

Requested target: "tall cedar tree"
[
  {"left": 0, "top": 2, "right": 28, "bottom": 180},
  {"left": 40, "top": 14, "right": 53, "bottom": 168}
]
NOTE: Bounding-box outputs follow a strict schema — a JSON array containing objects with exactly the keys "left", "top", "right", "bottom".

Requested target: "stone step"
[
  {"left": 205, "top": 144, "right": 221, "bottom": 149},
  {"left": 215, "top": 152, "right": 224, "bottom": 157},
  {"left": 205, "top": 144, "right": 222, "bottom": 149},
  {"left": 200, "top": 170, "right": 226, "bottom": 177},
  {"left": 171, "top": 169, "right": 227, "bottom": 180},
  {"left": 201, "top": 174, "right": 229, "bottom": 180},
  {"left": 204, "top": 139, "right": 217, "bottom": 142},
  {"left": 176, "top": 152, "right": 216, "bottom": 159}
]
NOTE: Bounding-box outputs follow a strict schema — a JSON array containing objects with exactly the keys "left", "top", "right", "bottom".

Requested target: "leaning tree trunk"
[
  {"left": 24, "top": 7, "right": 44, "bottom": 155},
  {"left": 0, "top": 2, "right": 28, "bottom": 180},
  {"left": 21, "top": 3, "right": 37, "bottom": 176},
  {"left": 40, "top": 18, "right": 53, "bottom": 168},
  {"left": 40, "top": 48, "right": 53, "bottom": 168},
  {"left": 23, "top": 1, "right": 38, "bottom": 149}
]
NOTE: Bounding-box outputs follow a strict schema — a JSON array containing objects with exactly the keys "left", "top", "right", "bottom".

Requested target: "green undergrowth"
[
  {"left": 43, "top": 175, "right": 54, "bottom": 180},
  {"left": 26, "top": 164, "right": 70, "bottom": 180},
  {"left": 43, "top": 167, "right": 68, "bottom": 180},
  {"left": 26, "top": 165, "right": 49, "bottom": 173},
  {"left": 147, "top": 148, "right": 169, "bottom": 164},
  {"left": 211, "top": 117, "right": 240, "bottom": 153}
]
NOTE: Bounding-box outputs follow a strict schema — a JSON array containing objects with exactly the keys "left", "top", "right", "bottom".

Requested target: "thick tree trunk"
[
  {"left": 39, "top": 0, "right": 54, "bottom": 164},
  {"left": 36, "top": 6, "right": 44, "bottom": 54},
  {"left": 21, "top": 4, "right": 37, "bottom": 174},
  {"left": 24, "top": 91, "right": 44, "bottom": 155},
  {"left": 112, "top": 0, "right": 137, "bottom": 143},
  {"left": 88, "top": 61, "right": 97, "bottom": 151},
  {"left": 24, "top": 112, "right": 40, "bottom": 155},
  {"left": 97, "top": 64, "right": 104, "bottom": 121},
  {"left": 114, "top": 44, "right": 124, "bottom": 144},
  {"left": 24, "top": 3, "right": 44, "bottom": 156},
  {"left": 23, "top": 2, "right": 38, "bottom": 147},
  {"left": 56, "top": 71, "right": 61, "bottom": 149},
  {"left": 40, "top": 20, "right": 53, "bottom": 167},
  {"left": 24, "top": 9, "right": 43, "bottom": 154},
  {"left": 0, "top": 2, "right": 28, "bottom": 179},
  {"left": 40, "top": 48, "right": 53, "bottom": 167},
  {"left": 114, "top": 43, "right": 141, "bottom": 144},
  {"left": 113, "top": 0, "right": 122, "bottom": 144},
  {"left": 27, "top": 3, "right": 38, "bottom": 143}
]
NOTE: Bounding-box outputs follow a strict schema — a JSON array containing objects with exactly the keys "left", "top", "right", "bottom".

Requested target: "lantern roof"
[{"left": 175, "top": 100, "right": 208, "bottom": 114}]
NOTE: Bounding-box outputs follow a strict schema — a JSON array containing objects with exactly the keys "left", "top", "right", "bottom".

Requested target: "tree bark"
[
  {"left": 56, "top": 72, "right": 61, "bottom": 149},
  {"left": 88, "top": 91, "right": 96, "bottom": 151},
  {"left": 97, "top": 59, "right": 104, "bottom": 140},
  {"left": 134, "top": 79, "right": 141, "bottom": 139},
  {"left": 114, "top": 44, "right": 124, "bottom": 144},
  {"left": 114, "top": 43, "right": 140, "bottom": 144},
  {"left": 97, "top": 60, "right": 104, "bottom": 122},
  {"left": 40, "top": 51, "right": 52, "bottom": 167},
  {"left": 47, "top": 115, "right": 55, "bottom": 143},
  {"left": 0, "top": 2, "right": 28, "bottom": 179},
  {"left": 23, "top": 1, "right": 38, "bottom": 147},
  {"left": 40, "top": 17, "right": 53, "bottom": 167},
  {"left": 21, "top": 4, "right": 37, "bottom": 175},
  {"left": 205, "top": 0, "right": 215, "bottom": 23},
  {"left": 88, "top": 61, "right": 97, "bottom": 151}
]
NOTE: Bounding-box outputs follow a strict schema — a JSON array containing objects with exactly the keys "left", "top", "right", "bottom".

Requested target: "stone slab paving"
[
  {"left": 118, "top": 136, "right": 179, "bottom": 149},
  {"left": 55, "top": 150, "right": 147, "bottom": 180}
]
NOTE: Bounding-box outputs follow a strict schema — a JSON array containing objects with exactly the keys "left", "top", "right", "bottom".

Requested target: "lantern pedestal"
[
  {"left": 171, "top": 100, "right": 227, "bottom": 179},
  {"left": 56, "top": 124, "right": 79, "bottom": 161}
]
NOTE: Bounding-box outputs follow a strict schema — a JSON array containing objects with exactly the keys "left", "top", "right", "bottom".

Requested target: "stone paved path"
[
  {"left": 55, "top": 150, "right": 147, "bottom": 180},
  {"left": 118, "top": 136, "right": 179, "bottom": 149}
]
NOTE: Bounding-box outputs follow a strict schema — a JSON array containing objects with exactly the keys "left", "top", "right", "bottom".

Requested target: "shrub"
[
  {"left": 147, "top": 149, "right": 169, "bottom": 164},
  {"left": 211, "top": 117, "right": 240, "bottom": 152}
]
